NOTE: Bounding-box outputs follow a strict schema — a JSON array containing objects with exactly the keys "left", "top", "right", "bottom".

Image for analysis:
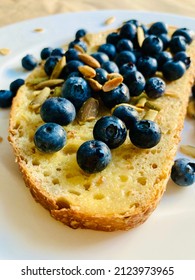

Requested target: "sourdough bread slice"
[{"left": 9, "top": 24, "right": 195, "bottom": 231}]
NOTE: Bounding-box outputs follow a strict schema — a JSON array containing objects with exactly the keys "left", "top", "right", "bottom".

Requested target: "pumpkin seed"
[
  {"left": 145, "top": 101, "right": 161, "bottom": 111},
  {"left": 26, "top": 77, "right": 49, "bottom": 86},
  {"left": 104, "top": 16, "right": 116, "bottom": 25},
  {"left": 34, "top": 79, "right": 64, "bottom": 90},
  {"left": 137, "top": 26, "right": 145, "bottom": 47},
  {"left": 77, "top": 97, "right": 99, "bottom": 125},
  {"left": 86, "top": 78, "right": 102, "bottom": 91},
  {"left": 50, "top": 56, "right": 66, "bottom": 79},
  {"left": 164, "top": 91, "right": 178, "bottom": 98},
  {"left": 29, "top": 87, "right": 50, "bottom": 110},
  {"left": 143, "top": 109, "right": 158, "bottom": 121},
  {"left": 74, "top": 44, "right": 86, "bottom": 53},
  {"left": 33, "top": 28, "right": 44, "bottom": 33},
  {"left": 102, "top": 76, "right": 123, "bottom": 92},
  {"left": 78, "top": 65, "right": 96, "bottom": 78},
  {"left": 51, "top": 86, "right": 62, "bottom": 97},
  {"left": 111, "top": 103, "right": 144, "bottom": 113},
  {"left": 78, "top": 53, "right": 100, "bottom": 68},
  {"left": 32, "top": 90, "right": 42, "bottom": 97},
  {"left": 0, "top": 48, "right": 10, "bottom": 55},
  {"left": 130, "top": 92, "right": 147, "bottom": 105},
  {"left": 136, "top": 97, "right": 147, "bottom": 108},
  {"left": 107, "top": 73, "right": 123, "bottom": 79}
]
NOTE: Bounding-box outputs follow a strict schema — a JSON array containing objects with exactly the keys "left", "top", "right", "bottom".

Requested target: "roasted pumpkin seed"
[
  {"left": 86, "top": 78, "right": 102, "bottom": 91},
  {"left": 77, "top": 97, "right": 99, "bottom": 125},
  {"left": 78, "top": 53, "right": 100, "bottom": 68},
  {"left": 34, "top": 79, "right": 64, "bottom": 90},
  {"left": 50, "top": 56, "right": 66, "bottom": 79},
  {"left": 78, "top": 65, "right": 96, "bottom": 78},
  {"left": 102, "top": 76, "right": 123, "bottom": 92},
  {"left": 29, "top": 87, "right": 50, "bottom": 110}
]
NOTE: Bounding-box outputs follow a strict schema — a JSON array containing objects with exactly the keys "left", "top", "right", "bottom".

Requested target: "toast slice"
[{"left": 9, "top": 22, "right": 195, "bottom": 231}]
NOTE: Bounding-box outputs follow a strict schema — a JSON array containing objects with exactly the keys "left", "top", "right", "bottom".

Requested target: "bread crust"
[{"left": 8, "top": 25, "right": 195, "bottom": 231}]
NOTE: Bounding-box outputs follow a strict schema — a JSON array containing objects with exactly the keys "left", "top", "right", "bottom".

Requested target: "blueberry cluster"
[
  {"left": 65, "top": 22, "right": 193, "bottom": 173},
  {"left": 1, "top": 21, "right": 195, "bottom": 180}
]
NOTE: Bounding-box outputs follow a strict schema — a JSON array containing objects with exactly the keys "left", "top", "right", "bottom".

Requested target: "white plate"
[{"left": 0, "top": 10, "right": 195, "bottom": 260}]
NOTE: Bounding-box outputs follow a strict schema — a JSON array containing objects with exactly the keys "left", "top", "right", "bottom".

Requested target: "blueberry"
[
  {"left": 93, "top": 116, "right": 127, "bottom": 149},
  {"left": 172, "top": 28, "right": 195, "bottom": 44},
  {"left": 145, "top": 77, "right": 166, "bottom": 99},
  {"left": 65, "top": 48, "right": 79, "bottom": 62},
  {"left": 66, "top": 71, "right": 82, "bottom": 79},
  {"left": 119, "top": 23, "right": 137, "bottom": 41},
  {"left": 132, "top": 50, "right": 142, "bottom": 60},
  {"left": 123, "top": 70, "right": 145, "bottom": 96},
  {"left": 68, "top": 39, "right": 87, "bottom": 52},
  {"left": 76, "top": 140, "right": 112, "bottom": 173},
  {"left": 40, "top": 47, "right": 53, "bottom": 60},
  {"left": 91, "top": 52, "right": 109, "bottom": 65},
  {"left": 9, "top": 78, "right": 24, "bottom": 96},
  {"left": 119, "top": 62, "right": 137, "bottom": 76},
  {"left": 51, "top": 47, "right": 65, "bottom": 57},
  {"left": 140, "top": 24, "right": 149, "bottom": 35},
  {"left": 142, "top": 35, "right": 163, "bottom": 56},
  {"left": 112, "top": 104, "right": 139, "bottom": 129},
  {"left": 173, "top": 51, "right": 191, "bottom": 69},
  {"left": 129, "top": 120, "right": 161, "bottom": 149},
  {"left": 169, "top": 36, "right": 187, "bottom": 54},
  {"left": 40, "top": 97, "right": 76, "bottom": 126},
  {"left": 61, "top": 77, "right": 91, "bottom": 110},
  {"left": 98, "top": 43, "right": 116, "bottom": 60},
  {"left": 155, "top": 51, "right": 172, "bottom": 71},
  {"left": 106, "top": 32, "right": 121, "bottom": 45},
  {"left": 116, "top": 38, "right": 133, "bottom": 52},
  {"left": 21, "top": 54, "right": 38, "bottom": 71},
  {"left": 125, "top": 19, "right": 140, "bottom": 27},
  {"left": 0, "top": 90, "right": 13, "bottom": 108},
  {"left": 44, "top": 56, "right": 61, "bottom": 76},
  {"left": 115, "top": 50, "right": 136, "bottom": 68},
  {"left": 100, "top": 83, "right": 130, "bottom": 108},
  {"left": 34, "top": 123, "right": 67, "bottom": 153},
  {"left": 75, "top": 28, "right": 87, "bottom": 39},
  {"left": 136, "top": 56, "right": 158, "bottom": 78},
  {"left": 158, "top": 33, "right": 170, "bottom": 50},
  {"left": 171, "top": 158, "right": 195, "bottom": 186},
  {"left": 148, "top": 22, "right": 168, "bottom": 35},
  {"left": 95, "top": 68, "right": 108, "bottom": 84},
  {"left": 162, "top": 59, "right": 186, "bottom": 81},
  {"left": 101, "top": 61, "right": 119, "bottom": 73},
  {"left": 59, "top": 60, "right": 84, "bottom": 79}
]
